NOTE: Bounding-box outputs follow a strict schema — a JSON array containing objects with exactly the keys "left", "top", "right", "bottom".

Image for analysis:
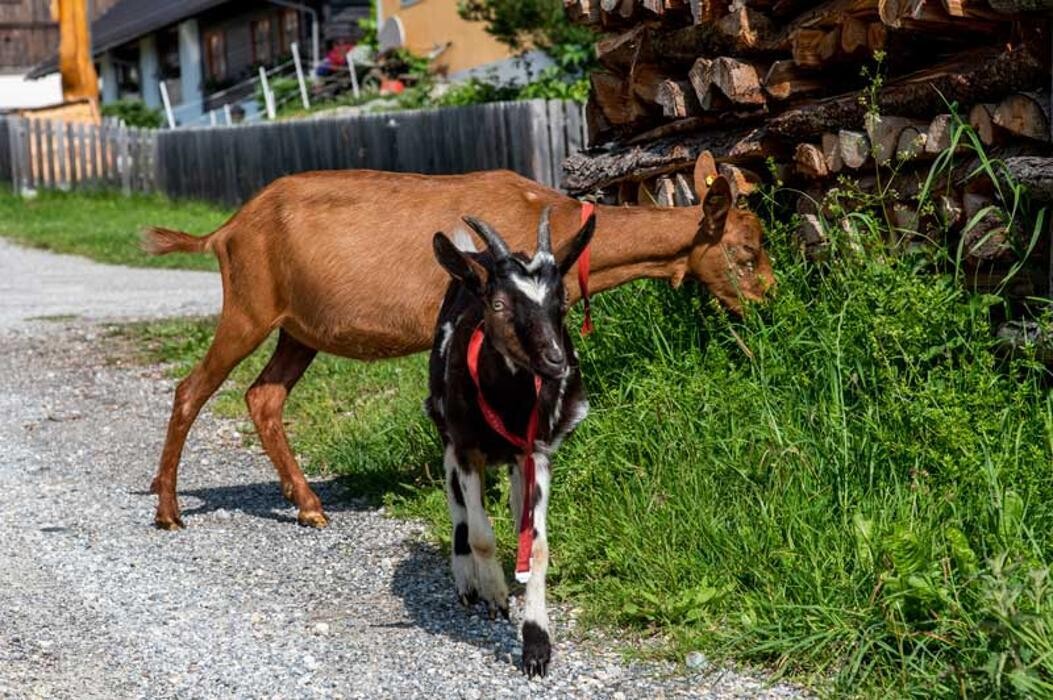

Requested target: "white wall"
[
  {"left": 449, "top": 50, "right": 556, "bottom": 85},
  {"left": 0, "top": 73, "right": 63, "bottom": 110}
]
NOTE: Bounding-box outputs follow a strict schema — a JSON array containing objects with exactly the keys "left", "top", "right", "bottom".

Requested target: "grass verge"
[
  {"left": 123, "top": 204, "right": 1053, "bottom": 695},
  {"left": 0, "top": 189, "right": 229, "bottom": 270}
]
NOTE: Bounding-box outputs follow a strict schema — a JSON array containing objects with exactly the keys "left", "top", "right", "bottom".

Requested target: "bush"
[
  {"left": 255, "top": 76, "right": 301, "bottom": 114},
  {"left": 100, "top": 99, "right": 163, "bottom": 128}
]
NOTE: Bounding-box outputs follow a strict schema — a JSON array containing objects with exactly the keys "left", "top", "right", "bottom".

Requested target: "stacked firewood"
[{"left": 561, "top": 0, "right": 1052, "bottom": 297}]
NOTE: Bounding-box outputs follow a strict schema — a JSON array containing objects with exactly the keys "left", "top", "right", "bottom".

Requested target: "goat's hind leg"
[
  {"left": 152, "top": 311, "right": 270, "bottom": 530},
  {"left": 245, "top": 330, "right": 325, "bottom": 528}
]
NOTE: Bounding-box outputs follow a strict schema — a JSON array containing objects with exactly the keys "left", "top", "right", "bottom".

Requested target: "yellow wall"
[{"left": 379, "top": 0, "right": 513, "bottom": 75}]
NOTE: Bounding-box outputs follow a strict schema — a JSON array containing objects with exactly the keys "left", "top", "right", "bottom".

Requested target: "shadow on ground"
[
  {"left": 133, "top": 477, "right": 375, "bottom": 525},
  {"left": 389, "top": 539, "right": 523, "bottom": 671}
]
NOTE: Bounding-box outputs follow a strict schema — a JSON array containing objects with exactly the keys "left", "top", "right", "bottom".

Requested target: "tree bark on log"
[
  {"left": 562, "top": 128, "right": 760, "bottom": 193},
  {"left": 1003, "top": 156, "right": 1053, "bottom": 201},
  {"left": 766, "top": 44, "right": 1045, "bottom": 139},
  {"left": 986, "top": 0, "right": 1053, "bottom": 12}
]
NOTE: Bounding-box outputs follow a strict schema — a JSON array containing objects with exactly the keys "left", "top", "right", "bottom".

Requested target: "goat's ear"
[
  {"left": 701, "top": 175, "right": 732, "bottom": 238},
  {"left": 433, "top": 232, "right": 489, "bottom": 293},
  {"left": 693, "top": 150, "right": 719, "bottom": 202},
  {"left": 557, "top": 212, "right": 597, "bottom": 276}
]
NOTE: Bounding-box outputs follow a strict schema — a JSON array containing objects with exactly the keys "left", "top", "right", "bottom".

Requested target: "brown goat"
[{"left": 144, "top": 152, "right": 774, "bottom": 530}]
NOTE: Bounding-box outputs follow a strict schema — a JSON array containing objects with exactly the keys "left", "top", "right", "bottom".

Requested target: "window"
[
  {"left": 251, "top": 18, "right": 272, "bottom": 64},
  {"left": 204, "top": 30, "right": 226, "bottom": 80},
  {"left": 280, "top": 9, "right": 300, "bottom": 52}
]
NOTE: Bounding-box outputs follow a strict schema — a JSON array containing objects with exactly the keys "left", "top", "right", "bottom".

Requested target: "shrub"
[{"left": 100, "top": 99, "right": 164, "bottom": 128}]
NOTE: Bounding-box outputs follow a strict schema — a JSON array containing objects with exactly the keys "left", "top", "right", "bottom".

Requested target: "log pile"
[{"left": 561, "top": 0, "right": 1053, "bottom": 297}]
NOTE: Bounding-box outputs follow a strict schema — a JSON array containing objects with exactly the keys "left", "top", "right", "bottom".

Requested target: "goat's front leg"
[
  {"left": 445, "top": 445, "right": 478, "bottom": 606},
  {"left": 459, "top": 451, "right": 509, "bottom": 619},
  {"left": 520, "top": 452, "right": 552, "bottom": 678}
]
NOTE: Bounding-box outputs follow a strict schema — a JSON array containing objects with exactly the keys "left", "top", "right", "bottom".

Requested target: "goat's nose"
[{"left": 542, "top": 346, "right": 565, "bottom": 368}]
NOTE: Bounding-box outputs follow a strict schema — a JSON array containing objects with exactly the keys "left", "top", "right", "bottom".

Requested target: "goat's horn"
[
  {"left": 536, "top": 206, "right": 553, "bottom": 256},
  {"left": 462, "top": 216, "right": 510, "bottom": 259}
]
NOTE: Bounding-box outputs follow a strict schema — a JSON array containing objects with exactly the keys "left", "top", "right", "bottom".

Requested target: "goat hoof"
[
  {"left": 154, "top": 515, "right": 184, "bottom": 530},
  {"left": 458, "top": 590, "right": 479, "bottom": 608},
  {"left": 521, "top": 621, "right": 551, "bottom": 679},
  {"left": 488, "top": 602, "right": 510, "bottom": 621},
  {"left": 297, "top": 510, "right": 329, "bottom": 529}
]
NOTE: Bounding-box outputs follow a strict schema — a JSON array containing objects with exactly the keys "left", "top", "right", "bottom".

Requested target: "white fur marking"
[
  {"left": 523, "top": 251, "right": 555, "bottom": 273},
  {"left": 548, "top": 374, "right": 568, "bottom": 432},
  {"left": 438, "top": 321, "right": 454, "bottom": 358},
  {"left": 548, "top": 399, "right": 588, "bottom": 452},
  {"left": 511, "top": 273, "right": 550, "bottom": 305},
  {"left": 523, "top": 454, "right": 551, "bottom": 631}
]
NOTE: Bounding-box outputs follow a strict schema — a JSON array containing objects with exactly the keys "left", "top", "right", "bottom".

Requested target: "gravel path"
[
  {"left": 0, "top": 243, "right": 805, "bottom": 699},
  {"left": 0, "top": 239, "right": 220, "bottom": 328}
]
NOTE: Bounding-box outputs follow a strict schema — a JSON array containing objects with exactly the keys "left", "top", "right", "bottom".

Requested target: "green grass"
[
  {"left": 125, "top": 210, "right": 1053, "bottom": 696},
  {"left": 0, "top": 189, "right": 230, "bottom": 270}
]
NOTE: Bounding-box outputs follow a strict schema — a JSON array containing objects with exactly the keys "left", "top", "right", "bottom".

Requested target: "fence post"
[
  {"left": 291, "top": 42, "right": 311, "bottom": 110},
  {"left": 345, "top": 50, "right": 361, "bottom": 99},
  {"left": 32, "top": 119, "right": 45, "bottom": 189},
  {"left": 259, "top": 66, "right": 277, "bottom": 119},
  {"left": 223, "top": 103, "right": 233, "bottom": 125},
  {"left": 55, "top": 120, "right": 68, "bottom": 189},
  {"left": 119, "top": 122, "right": 131, "bottom": 196},
  {"left": 159, "top": 81, "right": 176, "bottom": 128},
  {"left": 8, "top": 118, "right": 23, "bottom": 195}
]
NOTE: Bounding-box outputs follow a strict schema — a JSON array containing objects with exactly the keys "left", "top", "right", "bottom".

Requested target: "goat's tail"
[{"left": 140, "top": 227, "right": 213, "bottom": 256}]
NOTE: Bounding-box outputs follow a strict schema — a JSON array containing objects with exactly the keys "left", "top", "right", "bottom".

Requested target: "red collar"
[
  {"left": 467, "top": 325, "right": 541, "bottom": 583},
  {"left": 578, "top": 201, "right": 595, "bottom": 336}
]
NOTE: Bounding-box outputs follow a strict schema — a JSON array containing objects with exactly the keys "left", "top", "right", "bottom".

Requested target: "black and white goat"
[{"left": 426, "top": 207, "right": 596, "bottom": 677}]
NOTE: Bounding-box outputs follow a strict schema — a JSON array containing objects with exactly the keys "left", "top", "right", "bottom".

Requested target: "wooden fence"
[
  {"left": 155, "top": 99, "right": 585, "bottom": 205},
  {"left": 0, "top": 99, "right": 585, "bottom": 204},
  {"left": 2, "top": 116, "right": 157, "bottom": 195}
]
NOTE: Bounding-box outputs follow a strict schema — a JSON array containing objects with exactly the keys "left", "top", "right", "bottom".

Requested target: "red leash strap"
[
  {"left": 467, "top": 326, "right": 542, "bottom": 583},
  {"left": 577, "top": 201, "right": 595, "bottom": 337}
]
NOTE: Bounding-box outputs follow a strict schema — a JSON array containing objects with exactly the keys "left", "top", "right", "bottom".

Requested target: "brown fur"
[{"left": 146, "top": 158, "right": 774, "bottom": 530}]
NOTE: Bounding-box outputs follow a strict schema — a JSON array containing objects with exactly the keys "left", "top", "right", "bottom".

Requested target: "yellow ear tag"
[{"left": 705, "top": 175, "right": 716, "bottom": 186}]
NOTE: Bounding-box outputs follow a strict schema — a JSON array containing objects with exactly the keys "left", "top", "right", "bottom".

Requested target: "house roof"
[{"left": 26, "top": 0, "right": 231, "bottom": 79}]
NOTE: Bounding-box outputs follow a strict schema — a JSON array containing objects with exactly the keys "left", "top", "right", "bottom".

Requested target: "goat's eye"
[{"left": 491, "top": 300, "right": 505, "bottom": 312}]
